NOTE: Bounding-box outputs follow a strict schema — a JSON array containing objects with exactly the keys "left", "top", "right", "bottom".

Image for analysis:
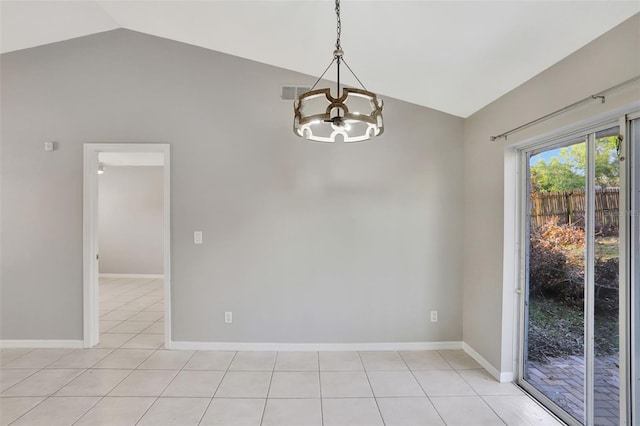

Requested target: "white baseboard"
[
  {"left": 462, "top": 342, "right": 513, "bottom": 383},
  {"left": 0, "top": 340, "right": 84, "bottom": 349},
  {"left": 168, "top": 341, "right": 463, "bottom": 351},
  {"left": 99, "top": 274, "right": 164, "bottom": 279}
]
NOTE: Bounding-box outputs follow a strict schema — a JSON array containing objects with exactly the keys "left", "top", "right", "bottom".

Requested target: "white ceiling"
[{"left": 1, "top": 1, "right": 638, "bottom": 117}]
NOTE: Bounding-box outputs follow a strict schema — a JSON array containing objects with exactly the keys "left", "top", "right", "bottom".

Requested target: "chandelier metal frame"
[{"left": 293, "top": 0, "right": 384, "bottom": 143}]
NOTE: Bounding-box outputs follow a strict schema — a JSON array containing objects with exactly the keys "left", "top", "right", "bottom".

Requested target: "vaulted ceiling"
[{"left": 1, "top": 1, "right": 638, "bottom": 117}]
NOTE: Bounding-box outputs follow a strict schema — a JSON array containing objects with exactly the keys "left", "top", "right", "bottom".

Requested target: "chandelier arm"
[
  {"left": 341, "top": 58, "right": 368, "bottom": 92},
  {"left": 309, "top": 58, "right": 337, "bottom": 91},
  {"left": 336, "top": 56, "right": 341, "bottom": 111}
]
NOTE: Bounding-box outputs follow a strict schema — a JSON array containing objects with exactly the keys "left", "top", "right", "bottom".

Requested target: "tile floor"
[{"left": 0, "top": 278, "right": 565, "bottom": 425}]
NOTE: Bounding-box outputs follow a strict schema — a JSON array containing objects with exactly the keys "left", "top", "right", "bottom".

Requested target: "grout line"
[
  {"left": 317, "top": 351, "right": 324, "bottom": 426},
  {"left": 356, "top": 351, "right": 386, "bottom": 425},
  {"left": 398, "top": 350, "right": 450, "bottom": 426},
  {"left": 211, "top": 351, "right": 239, "bottom": 399},
  {"left": 200, "top": 350, "right": 240, "bottom": 424},
  {"left": 398, "top": 351, "right": 428, "bottom": 398},
  {"left": 3, "top": 281, "right": 564, "bottom": 425},
  {"left": 0, "top": 348, "right": 36, "bottom": 366},
  {"left": 7, "top": 366, "right": 91, "bottom": 425},
  {"left": 477, "top": 395, "right": 515, "bottom": 426},
  {"left": 132, "top": 353, "right": 196, "bottom": 426},
  {"left": 258, "top": 352, "right": 278, "bottom": 425},
  {"left": 69, "top": 375, "right": 135, "bottom": 426}
]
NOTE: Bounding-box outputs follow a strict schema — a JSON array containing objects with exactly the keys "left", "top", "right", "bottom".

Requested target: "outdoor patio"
[{"left": 527, "top": 355, "right": 619, "bottom": 425}]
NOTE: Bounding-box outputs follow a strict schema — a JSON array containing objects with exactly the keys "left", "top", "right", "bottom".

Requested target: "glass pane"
[
  {"left": 525, "top": 138, "right": 586, "bottom": 423},
  {"left": 594, "top": 128, "right": 620, "bottom": 426}
]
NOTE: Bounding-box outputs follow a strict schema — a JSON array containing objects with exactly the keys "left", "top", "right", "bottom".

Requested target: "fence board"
[{"left": 530, "top": 189, "right": 619, "bottom": 229}]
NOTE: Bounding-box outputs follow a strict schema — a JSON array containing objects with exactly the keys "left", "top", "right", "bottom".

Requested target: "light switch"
[
  {"left": 44, "top": 141, "right": 55, "bottom": 151},
  {"left": 194, "top": 231, "right": 203, "bottom": 244}
]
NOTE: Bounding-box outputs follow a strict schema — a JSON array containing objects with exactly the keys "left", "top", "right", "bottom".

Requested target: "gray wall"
[
  {"left": 0, "top": 29, "right": 465, "bottom": 342},
  {"left": 98, "top": 166, "right": 164, "bottom": 275},
  {"left": 463, "top": 13, "right": 640, "bottom": 371}
]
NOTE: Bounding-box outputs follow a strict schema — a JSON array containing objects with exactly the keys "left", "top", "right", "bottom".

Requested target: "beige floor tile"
[
  {"left": 99, "top": 301, "right": 123, "bottom": 311},
  {"left": 74, "top": 396, "right": 156, "bottom": 425},
  {"left": 319, "top": 352, "right": 364, "bottom": 371},
  {"left": 1, "top": 369, "right": 84, "bottom": 396},
  {"left": 93, "top": 349, "right": 154, "bottom": 369},
  {"left": 108, "top": 370, "right": 178, "bottom": 397},
  {"left": 94, "top": 333, "right": 136, "bottom": 348},
  {"left": 108, "top": 320, "right": 154, "bottom": 334},
  {"left": 413, "top": 370, "right": 477, "bottom": 396},
  {"left": 438, "top": 350, "right": 482, "bottom": 370},
  {"left": 359, "top": 351, "right": 408, "bottom": 371},
  {"left": 144, "top": 302, "right": 165, "bottom": 312},
  {"left": 128, "top": 311, "right": 164, "bottom": 322},
  {"left": 162, "top": 370, "right": 224, "bottom": 397},
  {"left": 122, "top": 298, "right": 161, "bottom": 310},
  {"left": 47, "top": 349, "right": 113, "bottom": 368},
  {"left": 268, "top": 372, "right": 320, "bottom": 398},
  {"left": 215, "top": 371, "right": 272, "bottom": 398},
  {"left": 322, "top": 398, "right": 384, "bottom": 426},
  {"left": 377, "top": 397, "right": 445, "bottom": 426},
  {"left": 1, "top": 349, "right": 75, "bottom": 369},
  {"left": 100, "top": 320, "right": 122, "bottom": 333},
  {"left": 431, "top": 396, "right": 505, "bottom": 425},
  {"left": 399, "top": 350, "right": 452, "bottom": 370},
  {"left": 137, "top": 397, "right": 210, "bottom": 426},
  {"left": 11, "top": 396, "right": 99, "bottom": 426},
  {"left": 0, "top": 349, "right": 33, "bottom": 366},
  {"left": 320, "top": 371, "right": 373, "bottom": 397},
  {"left": 367, "top": 371, "right": 424, "bottom": 397},
  {"left": 0, "top": 278, "right": 572, "bottom": 426},
  {"left": 483, "top": 395, "right": 564, "bottom": 425},
  {"left": 262, "top": 398, "right": 322, "bottom": 426},
  {"left": 275, "top": 352, "right": 319, "bottom": 371},
  {"left": 142, "top": 322, "right": 165, "bottom": 334},
  {"left": 0, "top": 369, "right": 38, "bottom": 392},
  {"left": 184, "top": 351, "right": 235, "bottom": 370},
  {"left": 0, "top": 397, "right": 44, "bottom": 426},
  {"left": 55, "top": 369, "right": 132, "bottom": 396},
  {"left": 120, "top": 333, "right": 164, "bottom": 349},
  {"left": 138, "top": 350, "right": 194, "bottom": 370},
  {"left": 100, "top": 310, "right": 137, "bottom": 321},
  {"left": 229, "top": 351, "right": 276, "bottom": 371},
  {"left": 200, "top": 398, "right": 265, "bottom": 426},
  {"left": 458, "top": 369, "right": 524, "bottom": 396}
]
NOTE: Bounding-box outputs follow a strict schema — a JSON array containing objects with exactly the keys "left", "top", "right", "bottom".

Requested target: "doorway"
[
  {"left": 83, "top": 144, "right": 171, "bottom": 349},
  {"left": 518, "top": 124, "right": 626, "bottom": 425}
]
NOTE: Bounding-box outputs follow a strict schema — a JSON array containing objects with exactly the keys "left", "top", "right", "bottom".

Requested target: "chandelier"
[{"left": 293, "top": 0, "right": 384, "bottom": 143}]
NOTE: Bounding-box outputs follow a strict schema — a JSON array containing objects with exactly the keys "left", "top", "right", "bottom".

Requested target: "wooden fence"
[{"left": 530, "top": 189, "right": 619, "bottom": 229}]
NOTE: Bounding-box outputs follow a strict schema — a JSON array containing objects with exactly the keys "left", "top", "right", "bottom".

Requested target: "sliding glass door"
[
  {"left": 631, "top": 117, "right": 640, "bottom": 425},
  {"left": 520, "top": 126, "right": 622, "bottom": 425}
]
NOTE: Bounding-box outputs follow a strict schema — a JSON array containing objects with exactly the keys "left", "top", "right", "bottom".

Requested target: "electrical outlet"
[
  {"left": 225, "top": 312, "right": 232, "bottom": 323},
  {"left": 430, "top": 311, "right": 438, "bottom": 323}
]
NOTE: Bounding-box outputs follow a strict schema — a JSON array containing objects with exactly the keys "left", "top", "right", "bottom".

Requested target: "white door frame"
[
  {"left": 510, "top": 107, "right": 639, "bottom": 425},
  {"left": 83, "top": 143, "right": 171, "bottom": 348}
]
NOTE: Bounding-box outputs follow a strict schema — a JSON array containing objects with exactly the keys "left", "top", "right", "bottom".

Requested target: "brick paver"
[{"left": 526, "top": 355, "right": 619, "bottom": 425}]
